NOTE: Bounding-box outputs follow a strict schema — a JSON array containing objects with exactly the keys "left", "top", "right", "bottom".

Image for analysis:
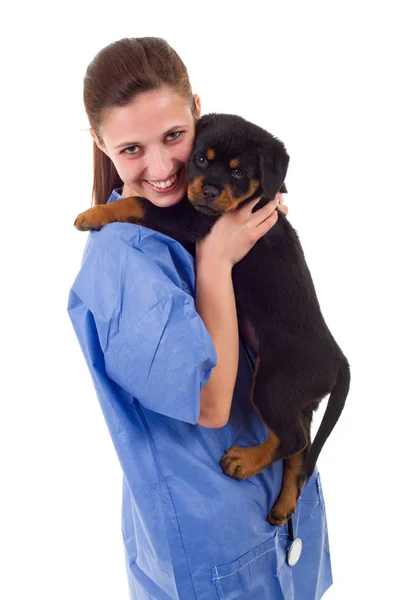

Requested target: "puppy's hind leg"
[
  {"left": 267, "top": 407, "right": 313, "bottom": 526},
  {"left": 253, "top": 362, "right": 309, "bottom": 463}
]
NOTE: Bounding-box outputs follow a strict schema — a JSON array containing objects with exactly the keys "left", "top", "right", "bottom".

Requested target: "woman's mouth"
[{"left": 144, "top": 168, "right": 183, "bottom": 193}]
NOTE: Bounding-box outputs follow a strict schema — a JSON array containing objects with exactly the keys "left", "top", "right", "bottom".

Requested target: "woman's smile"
[{"left": 144, "top": 167, "right": 182, "bottom": 193}]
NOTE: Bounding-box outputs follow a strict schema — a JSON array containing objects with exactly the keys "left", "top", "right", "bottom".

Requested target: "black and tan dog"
[{"left": 75, "top": 114, "right": 350, "bottom": 527}]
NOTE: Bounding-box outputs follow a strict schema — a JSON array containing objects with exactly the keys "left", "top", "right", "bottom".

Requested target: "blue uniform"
[{"left": 68, "top": 189, "right": 333, "bottom": 599}]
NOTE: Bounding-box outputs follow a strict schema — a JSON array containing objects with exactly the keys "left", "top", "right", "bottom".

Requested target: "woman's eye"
[
  {"left": 122, "top": 145, "right": 139, "bottom": 155},
  {"left": 166, "top": 131, "right": 183, "bottom": 141},
  {"left": 232, "top": 168, "right": 245, "bottom": 179},
  {"left": 196, "top": 155, "right": 208, "bottom": 167}
]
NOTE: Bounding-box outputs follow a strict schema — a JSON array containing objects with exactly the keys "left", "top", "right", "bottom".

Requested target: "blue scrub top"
[{"left": 68, "top": 189, "right": 332, "bottom": 600}]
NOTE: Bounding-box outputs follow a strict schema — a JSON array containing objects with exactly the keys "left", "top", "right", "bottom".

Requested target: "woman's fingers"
[
  {"left": 255, "top": 208, "right": 279, "bottom": 235},
  {"left": 277, "top": 203, "right": 288, "bottom": 215},
  {"left": 276, "top": 192, "right": 288, "bottom": 215},
  {"left": 247, "top": 191, "right": 288, "bottom": 221},
  {"left": 248, "top": 195, "right": 280, "bottom": 227}
]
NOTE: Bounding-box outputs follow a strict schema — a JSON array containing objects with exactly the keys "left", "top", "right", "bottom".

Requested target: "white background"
[{"left": 1, "top": 1, "right": 399, "bottom": 598}]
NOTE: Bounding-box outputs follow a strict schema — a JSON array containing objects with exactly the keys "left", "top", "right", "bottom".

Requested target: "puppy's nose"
[{"left": 202, "top": 185, "right": 219, "bottom": 202}]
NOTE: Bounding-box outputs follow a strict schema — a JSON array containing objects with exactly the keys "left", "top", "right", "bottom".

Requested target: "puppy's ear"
[{"left": 259, "top": 144, "right": 290, "bottom": 200}]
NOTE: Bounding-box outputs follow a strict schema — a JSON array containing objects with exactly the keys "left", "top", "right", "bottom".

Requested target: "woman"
[{"left": 68, "top": 37, "right": 332, "bottom": 599}]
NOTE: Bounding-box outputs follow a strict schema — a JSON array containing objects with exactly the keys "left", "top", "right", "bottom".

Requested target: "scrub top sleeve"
[{"left": 104, "top": 286, "right": 217, "bottom": 424}]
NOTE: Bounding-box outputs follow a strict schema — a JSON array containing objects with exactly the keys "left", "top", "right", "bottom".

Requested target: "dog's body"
[{"left": 75, "top": 114, "right": 350, "bottom": 526}]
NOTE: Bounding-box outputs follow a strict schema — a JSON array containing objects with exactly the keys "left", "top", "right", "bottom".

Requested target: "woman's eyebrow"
[{"left": 113, "top": 124, "right": 187, "bottom": 150}]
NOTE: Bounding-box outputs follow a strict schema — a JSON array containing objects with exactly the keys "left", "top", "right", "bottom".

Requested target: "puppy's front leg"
[{"left": 74, "top": 197, "right": 146, "bottom": 231}]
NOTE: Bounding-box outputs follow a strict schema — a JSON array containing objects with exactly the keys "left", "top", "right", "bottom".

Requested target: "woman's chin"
[{"left": 148, "top": 192, "right": 185, "bottom": 208}]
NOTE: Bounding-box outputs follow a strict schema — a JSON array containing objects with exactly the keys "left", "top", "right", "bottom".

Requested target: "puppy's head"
[{"left": 187, "top": 114, "right": 289, "bottom": 215}]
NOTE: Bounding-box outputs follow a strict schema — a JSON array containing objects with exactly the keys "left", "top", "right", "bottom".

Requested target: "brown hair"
[{"left": 83, "top": 37, "right": 195, "bottom": 205}]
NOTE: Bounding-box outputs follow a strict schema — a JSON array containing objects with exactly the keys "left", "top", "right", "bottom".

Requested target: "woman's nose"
[{"left": 146, "top": 147, "right": 174, "bottom": 179}]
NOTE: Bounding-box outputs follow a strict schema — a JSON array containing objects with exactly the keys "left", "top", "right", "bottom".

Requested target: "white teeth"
[{"left": 147, "top": 171, "right": 178, "bottom": 189}]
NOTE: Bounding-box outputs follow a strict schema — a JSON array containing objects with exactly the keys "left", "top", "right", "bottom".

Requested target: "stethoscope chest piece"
[
  {"left": 286, "top": 516, "right": 302, "bottom": 566},
  {"left": 287, "top": 537, "right": 302, "bottom": 566}
]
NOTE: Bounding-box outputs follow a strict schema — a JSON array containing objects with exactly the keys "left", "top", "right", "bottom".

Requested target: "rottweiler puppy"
[{"left": 75, "top": 113, "right": 350, "bottom": 527}]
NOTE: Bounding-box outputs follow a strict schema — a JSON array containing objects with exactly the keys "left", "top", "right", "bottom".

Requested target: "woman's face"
[{"left": 92, "top": 87, "right": 201, "bottom": 207}]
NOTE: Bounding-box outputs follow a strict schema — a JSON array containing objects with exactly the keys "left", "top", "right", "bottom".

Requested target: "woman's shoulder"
[
  {"left": 82, "top": 221, "right": 193, "bottom": 274},
  {"left": 71, "top": 222, "right": 196, "bottom": 316},
  {"left": 82, "top": 221, "right": 144, "bottom": 257}
]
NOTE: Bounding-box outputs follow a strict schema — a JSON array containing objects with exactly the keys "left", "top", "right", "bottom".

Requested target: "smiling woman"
[
  {"left": 90, "top": 88, "right": 200, "bottom": 207},
  {"left": 68, "top": 36, "right": 332, "bottom": 600},
  {"left": 83, "top": 37, "right": 201, "bottom": 207}
]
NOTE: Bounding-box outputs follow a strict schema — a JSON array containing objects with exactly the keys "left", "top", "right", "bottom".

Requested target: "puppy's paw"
[
  {"left": 267, "top": 498, "right": 297, "bottom": 527},
  {"left": 74, "top": 206, "right": 110, "bottom": 231},
  {"left": 219, "top": 445, "right": 263, "bottom": 480}
]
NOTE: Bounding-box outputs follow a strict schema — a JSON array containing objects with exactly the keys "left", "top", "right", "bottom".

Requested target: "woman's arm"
[{"left": 196, "top": 259, "right": 238, "bottom": 427}]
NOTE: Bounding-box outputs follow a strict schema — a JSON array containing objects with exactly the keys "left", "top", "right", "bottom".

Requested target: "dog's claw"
[{"left": 74, "top": 213, "right": 99, "bottom": 231}]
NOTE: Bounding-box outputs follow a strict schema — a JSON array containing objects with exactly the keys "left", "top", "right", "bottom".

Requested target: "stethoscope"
[
  {"left": 287, "top": 516, "right": 302, "bottom": 567},
  {"left": 243, "top": 342, "right": 303, "bottom": 567}
]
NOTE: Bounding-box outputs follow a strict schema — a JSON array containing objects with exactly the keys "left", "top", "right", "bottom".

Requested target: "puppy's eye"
[
  {"left": 196, "top": 155, "right": 208, "bottom": 167},
  {"left": 232, "top": 168, "right": 245, "bottom": 179}
]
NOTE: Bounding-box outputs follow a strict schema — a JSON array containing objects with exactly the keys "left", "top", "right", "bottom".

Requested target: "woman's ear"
[
  {"left": 193, "top": 93, "right": 201, "bottom": 120},
  {"left": 90, "top": 128, "right": 107, "bottom": 154}
]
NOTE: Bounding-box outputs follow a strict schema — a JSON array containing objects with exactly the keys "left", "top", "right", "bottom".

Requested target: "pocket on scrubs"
[{"left": 212, "top": 534, "right": 292, "bottom": 600}]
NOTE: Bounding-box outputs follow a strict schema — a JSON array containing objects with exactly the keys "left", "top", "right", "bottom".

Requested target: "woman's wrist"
[{"left": 195, "top": 253, "right": 233, "bottom": 276}]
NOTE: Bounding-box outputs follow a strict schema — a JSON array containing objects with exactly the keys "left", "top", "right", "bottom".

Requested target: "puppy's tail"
[{"left": 305, "top": 357, "right": 350, "bottom": 479}]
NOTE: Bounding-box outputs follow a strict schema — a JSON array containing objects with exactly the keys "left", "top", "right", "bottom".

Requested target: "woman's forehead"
[{"left": 101, "top": 88, "right": 193, "bottom": 146}]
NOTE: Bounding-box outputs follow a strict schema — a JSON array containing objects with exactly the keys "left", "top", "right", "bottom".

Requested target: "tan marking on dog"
[
  {"left": 213, "top": 179, "right": 260, "bottom": 213},
  {"left": 206, "top": 148, "right": 215, "bottom": 160},
  {"left": 74, "top": 197, "right": 145, "bottom": 231},
  {"left": 229, "top": 158, "right": 240, "bottom": 168},
  {"left": 268, "top": 452, "right": 306, "bottom": 526},
  {"left": 187, "top": 176, "right": 205, "bottom": 203},
  {"left": 213, "top": 185, "right": 234, "bottom": 212}
]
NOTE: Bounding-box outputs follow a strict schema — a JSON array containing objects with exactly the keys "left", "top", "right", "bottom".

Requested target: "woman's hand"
[
  {"left": 196, "top": 192, "right": 287, "bottom": 268},
  {"left": 277, "top": 192, "right": 288, "bottom": 216}
]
